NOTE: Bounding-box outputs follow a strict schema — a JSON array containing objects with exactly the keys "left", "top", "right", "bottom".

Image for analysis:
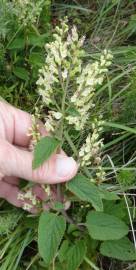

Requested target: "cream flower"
[{"left": 79, "top": 119, "right": 104, "bottom": 167}]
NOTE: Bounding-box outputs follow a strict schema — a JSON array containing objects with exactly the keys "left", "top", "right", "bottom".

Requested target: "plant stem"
[
  {"left": 56, "top": 67, "right": 76, "bottom": 225},
  {"left": 26, "top": 254, "right": 39, "bottom": 270},
  {"left": 84, "top": 257, "right": 100, "bottom": 270},
  {"left": 31, "top": 24, "right": 41, "bottom": 36},
  {"left": 64, "top": 130, "right": 92, "bottom": 178},
  {"left": 64, "top": 130, "right": 78, "bottom": 156},
  {"left": 56, "top": 67, "right": 85, "bottom": 231},
  {"left": 57, "top": 183, "right": 76, "bottom": 225}
]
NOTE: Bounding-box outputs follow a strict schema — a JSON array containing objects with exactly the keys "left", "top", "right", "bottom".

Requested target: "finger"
[
  {"left": 4, "top": 176, "right": 19, "bottom": 185},
  {"left": 0, "top": 139, "right": 78, "bottom": 184},
  {"left": 0, "top": 180, "right": 37, "bottom": 213},
  {"left": 0, "top": 101, "right": 47, "bottom": 147},
  {"left": 32, "top": 185, "right": 47, "bottom": 200},
  {"left": 32, "top": 185, "right": 56, "bottom": 201},
  {"left": 0, "top": 180, "right": 23, "bottom": 207}
]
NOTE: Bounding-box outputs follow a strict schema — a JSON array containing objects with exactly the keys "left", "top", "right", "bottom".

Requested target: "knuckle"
[
  {"left": 0, "top": 140, "right": 14, "bottom": 175},
  {"left": 0, "top": 140, "right": 9, "bottom": 171},
  {"left": 32, "top": 162, "right": 49, "bottom": 183}
]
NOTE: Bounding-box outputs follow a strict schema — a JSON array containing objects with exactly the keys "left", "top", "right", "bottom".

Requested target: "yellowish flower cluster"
[
  {"left": 36, "top": 19, "right": 84, "bottom": 108},
  {"left": 44, "top": 111, "right": 62, "bottom": 132},
  {"left": 36, "top": 20, "right": 113, "bottom": 176},
  {"left": 17, "top": 190, "right": 38, "bottom": 211},
  {"left": 79, "top": 119, "right": 104, "bottom": 167},
  {"left": 13, "top": 0, "right": 44, "bottom": 26},
  {"left": 27, "top": 114, "right": 41, "bottom": 150},
  {"left": 66, "top": 50, "right": 113, "bottom": 130},
  {"left": 96, "top": 166, "right": 106, "bottom": 183}
]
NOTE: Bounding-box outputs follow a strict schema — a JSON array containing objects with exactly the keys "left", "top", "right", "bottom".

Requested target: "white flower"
[
  {"left": 36, "top": 20, "right": 112, "bottom": 138},
  {"left": 41, "top": 184, "right": 51, "bottom": 197},
  {"left": 71, "top": 26, "right": 78, "bottom": 42},
  {"left": 17, "top": 193, "right": 24, "bottom": 201},
  {"left": 45, "top": 117, "right": 54, "bottom": 132},
  {"left": 51, "top": 111, "right": 62, "bottom": 120},
  {"left": 45, "top": 186, "right": 51, "bottom": 197},
  {"left": 71, "top": 95, "right": 77, "bottom": 103},
  {"left": 24, "top": 190, "right": 37, "bottom": 206},
  {"left": 62, "top": 69, "right": 68, "bottom": 79},
  {"left": 67, "top": 50, "right": 112, "bottom": 130},
  {"left": 13, "top": 0, "right": 44, "bottom": 26},
  {"left": 79, "top": 119, "right": 104, "bottom": 167},
  {"left": 23, "top": 203, "right": 33, "bottom": 211}
]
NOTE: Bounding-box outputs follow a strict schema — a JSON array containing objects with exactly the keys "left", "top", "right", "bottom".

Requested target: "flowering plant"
[
  {"left": 13, "top": 0, "right": 44, "bottom": 26},
  {"left": 16, "top": 20, "right": 135, "bottom": 269},
  {"left": 36, "top": 19, "right": 112, "bottom": 170}
]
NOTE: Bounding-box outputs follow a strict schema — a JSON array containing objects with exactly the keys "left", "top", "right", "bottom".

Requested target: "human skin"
[{"left": 0, "top": 101, "right": 78, "bottom": 209}]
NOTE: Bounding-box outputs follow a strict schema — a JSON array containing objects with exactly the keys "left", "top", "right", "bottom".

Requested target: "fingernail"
[{"left": 56, "top": 155, "right": 77, "bottom": 179}]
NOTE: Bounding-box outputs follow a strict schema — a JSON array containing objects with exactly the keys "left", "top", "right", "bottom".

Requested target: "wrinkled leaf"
[
  {"left": 86, "top": 211, "right": 129, "bottom": 240},
  {"left": 99, "top": 188, "right": 119, "bottom": 201},
  {"left": 58, "top": 240, "right": 69, "bottom": 263},
  {"left": 33, "top": 136, "right": 60, "bottom": 169},
  {"left": 66, "top": 240, "right": 86, "bottom": 270},
  {"left": 103, "top": 200, "right": 128, "bottom": 219},
  {"left": 67, "top": 174, "right": 103, "bottom": 211},
  {"left": 100, "top": 237, "right": 136, "bottom": 261},
  {"left": 38, "top": 212, "right": 66, "bottom": 265}
]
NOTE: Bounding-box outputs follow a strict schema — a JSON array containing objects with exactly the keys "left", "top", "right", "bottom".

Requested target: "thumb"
[{"left": 0, "top": 140, "right": 78, "bottom": 184}]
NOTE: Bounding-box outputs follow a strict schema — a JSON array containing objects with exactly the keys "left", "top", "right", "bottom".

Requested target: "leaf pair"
[{"left": 38, "top": 212, "right": 86, "bottom": 268}]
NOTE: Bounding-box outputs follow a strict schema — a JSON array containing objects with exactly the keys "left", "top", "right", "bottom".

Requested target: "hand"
[{"left": 0, "top": 101, "right": 77, "bottom": 209}]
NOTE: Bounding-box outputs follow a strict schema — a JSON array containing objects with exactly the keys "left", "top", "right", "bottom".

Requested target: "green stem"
[
  {"left": 31, "top": 24, "right": 41, "bottom": 36},
  {"left": 56, "top": 67, "right": 85, "bottom": 231},
  {"left": 84, "top": 257, "right": 100, "bottom": 270},
  {"left": 26, "top": 254, "right": 39, "bottom": 270},
  {"left": 56, "top": 67, "right": 75, "bottom": 224},
  {"left": 64, "top": 130, "right": 78, "bottom": 156},
  {"left": 64, "top": 130, "right": 92, "bottom": 178}
]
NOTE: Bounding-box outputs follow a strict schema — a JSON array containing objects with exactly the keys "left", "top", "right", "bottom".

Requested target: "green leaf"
[
  {"left": 58, "top": 240, "right": 69, "bottom": 263},
  {"left": 99, "top": 188, "right": 120, "bottom": 201},
  {"left": 8, "top": 37, "right": 25, "bottom": 49},
  {"left": 52, "top": 202, "right": 64, "bottom": 210},
  {"left": 67, "top": 174, "right": 103, "bottom": 211},
  {"left": 66, "top": 240, "right": 86, "bottom": 270},
  {"left": 33, "top": 136, "right": 60, "bottom": 169},
  {"left": 13, "top": 67, "right": 29, "bottom": 81},
  {"left": 100, "top": 237, "right": 136, "bottom": 261},
  {"left": 103, "top": 200, "right": 128, "bottom": 219},
  {"left": 28, "top": 33, "right": 49, "bottom": 47},
  {"left": 29, "top": 52, "right": 44, "bottom": 67},
  {"left": 86, "top": 211, "right": 129, "bottom": 240},
  {"left": 38, "top": 212, "right": 66, "bottom": 265},
  {"left": 66, "top": 106, "right": 80, "bottom": 117}
]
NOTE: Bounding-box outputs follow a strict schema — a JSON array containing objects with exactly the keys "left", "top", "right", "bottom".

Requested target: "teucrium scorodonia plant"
[{"left": 18, "top": 20, "right": 136, "bottom": 267}]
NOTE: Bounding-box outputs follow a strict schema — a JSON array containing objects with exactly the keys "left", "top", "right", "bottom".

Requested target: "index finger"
[{"left": 0, "top": 101, "right": 46, "bottom": 147}]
